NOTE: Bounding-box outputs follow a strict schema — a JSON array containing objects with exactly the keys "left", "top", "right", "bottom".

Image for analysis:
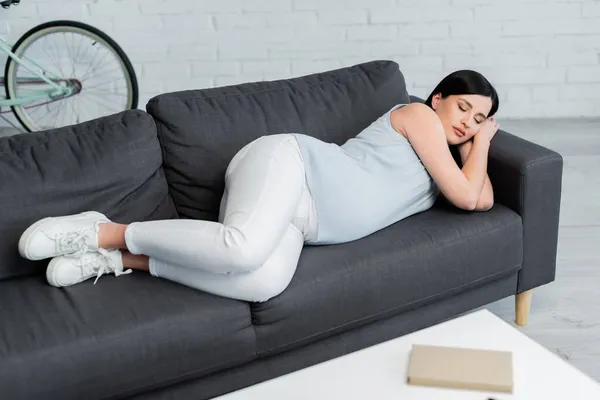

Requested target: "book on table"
[{"left": 407, "top": 344, "right": 514, "bottom": 394}]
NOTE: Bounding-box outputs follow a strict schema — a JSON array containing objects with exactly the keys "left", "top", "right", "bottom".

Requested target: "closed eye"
[{"left": 459, "top": 98, "right": 487, "bottom": 123}]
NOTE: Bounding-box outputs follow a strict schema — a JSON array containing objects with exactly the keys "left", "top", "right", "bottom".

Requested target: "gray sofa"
[{"left": 0, "top": 60, "right": 563, "bottom": 399}]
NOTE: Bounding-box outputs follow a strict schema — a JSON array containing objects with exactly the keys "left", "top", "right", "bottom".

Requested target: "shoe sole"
[{"left": 18, "top": 211, "right": 108, "bottom": 261}]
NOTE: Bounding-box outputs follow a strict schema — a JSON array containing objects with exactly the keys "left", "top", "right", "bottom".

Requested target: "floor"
[{"left": 1, "top": 117, "right": 599, "bottom": 382}]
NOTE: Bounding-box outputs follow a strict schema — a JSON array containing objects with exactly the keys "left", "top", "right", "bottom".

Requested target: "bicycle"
[{"left": 0, "top": 0, "right": 138, "bottom": 132}]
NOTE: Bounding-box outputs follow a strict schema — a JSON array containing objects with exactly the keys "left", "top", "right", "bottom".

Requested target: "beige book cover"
[{"left": 406, "top": 344, "right": 514, "bottom": 393}]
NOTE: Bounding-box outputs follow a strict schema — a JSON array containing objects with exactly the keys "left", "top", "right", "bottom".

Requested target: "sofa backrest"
[
  {"left": 146, "top": 60, "right": 410, "bottom": 222},
  {"left": 0, "top": 110, "right": 178, "bottom": 281}
]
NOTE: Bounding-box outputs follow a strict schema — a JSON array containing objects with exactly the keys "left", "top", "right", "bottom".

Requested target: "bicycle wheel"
[{"left": 4, "top": 20, "right": 138, "bottom": 132}]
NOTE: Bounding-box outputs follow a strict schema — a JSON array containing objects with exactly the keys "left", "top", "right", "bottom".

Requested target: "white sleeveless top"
[{"left": 292, "top": 104, "right": 440, "bottom": 245}]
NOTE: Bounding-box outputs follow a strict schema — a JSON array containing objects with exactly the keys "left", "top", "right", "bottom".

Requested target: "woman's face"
[{"left": 431, "top": 93, "right": 493, "bottom": 145}]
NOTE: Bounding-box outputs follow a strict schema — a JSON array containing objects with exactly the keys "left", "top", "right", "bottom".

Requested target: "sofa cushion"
[
  {"left": 146, "top": 60, "right": 410, "bottom": 221},
  {"left": 251, "top": 203, "right": 523, "bottom": 356},
  {"left": 0, "top": 110, "right": 178, "bottom": 281},
  {"left": 0, "top": 273, "right": 256, "bottom": 400}
]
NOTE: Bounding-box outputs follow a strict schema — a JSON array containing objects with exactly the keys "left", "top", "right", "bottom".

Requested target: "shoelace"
[
  {"left": 81, "top": 248, "right": 133, "bottom": 285},
  {"left": 56, "top": 230, "right": 92, "bottom": 258}
]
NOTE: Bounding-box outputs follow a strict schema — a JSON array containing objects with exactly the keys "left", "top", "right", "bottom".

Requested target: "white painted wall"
[{"left": 1, "top": 0, "right": 599, "bottom": 120}]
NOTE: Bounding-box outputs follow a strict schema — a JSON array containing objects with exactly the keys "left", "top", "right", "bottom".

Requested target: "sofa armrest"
[{"left": 488, "top": 130, "right": 563, "bottom": 293}]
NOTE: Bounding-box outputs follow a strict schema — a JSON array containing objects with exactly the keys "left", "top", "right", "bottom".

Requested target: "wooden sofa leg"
[{"left": 515, "top": 289, "right": 534, "bottom": 326}]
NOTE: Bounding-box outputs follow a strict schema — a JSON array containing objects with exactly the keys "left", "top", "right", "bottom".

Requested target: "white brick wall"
[{"left": 1, "top": 0, "right": 599, "bottom": 121}]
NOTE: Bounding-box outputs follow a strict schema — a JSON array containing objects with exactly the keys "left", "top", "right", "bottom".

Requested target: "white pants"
[{"left": 124, "top": 134, "right": 319, "bottom": 303}]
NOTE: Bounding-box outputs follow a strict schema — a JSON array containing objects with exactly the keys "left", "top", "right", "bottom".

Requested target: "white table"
[{"left": 215, "top": 309, "right": 600, "bottom": 400}]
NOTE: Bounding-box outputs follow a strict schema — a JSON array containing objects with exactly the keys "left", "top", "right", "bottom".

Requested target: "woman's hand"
[
  {"left": 475, "top": 116, "right": 500, "bottom": 145},
  {"left": 457, "top": 139, "right": 474, "bottom": 163}
]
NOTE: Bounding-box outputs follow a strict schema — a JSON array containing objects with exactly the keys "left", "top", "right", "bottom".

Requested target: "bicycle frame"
[{"left": 0, "top": 35, "right": 68, "bottom": 107}]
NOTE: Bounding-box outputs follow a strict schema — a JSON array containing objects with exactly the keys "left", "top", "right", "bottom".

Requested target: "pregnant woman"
[{"left": 18, "top": 69, "right": 499, "bottom": 303}]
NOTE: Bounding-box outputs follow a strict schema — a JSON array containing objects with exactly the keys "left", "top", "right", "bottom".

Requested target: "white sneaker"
[
  {"left": 18, "top": 211, "right": 110, "bottom": 261},
  {"left": 46, "top": 248, "right": 133, "bottom": 287}
]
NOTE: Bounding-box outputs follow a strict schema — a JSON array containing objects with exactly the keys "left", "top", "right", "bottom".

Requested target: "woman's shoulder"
[
  {"left": 391, "top": 102, "right": 435, "bottom": 118},
  {"left": 389, "top": 103, "right": 439, "bottom": 139}
]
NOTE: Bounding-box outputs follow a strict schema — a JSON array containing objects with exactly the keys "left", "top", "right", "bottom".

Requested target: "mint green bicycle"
[{"left": 1, "top": 0, "right": 138, "bottom": 132}]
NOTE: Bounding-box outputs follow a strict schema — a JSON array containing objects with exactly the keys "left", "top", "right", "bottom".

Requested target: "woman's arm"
[
  {"left": 391, "top": 103, "right": 489, "bottom": 211},
  {"left": 458, "top": 139, "right": 494, "bottom": 211}
]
